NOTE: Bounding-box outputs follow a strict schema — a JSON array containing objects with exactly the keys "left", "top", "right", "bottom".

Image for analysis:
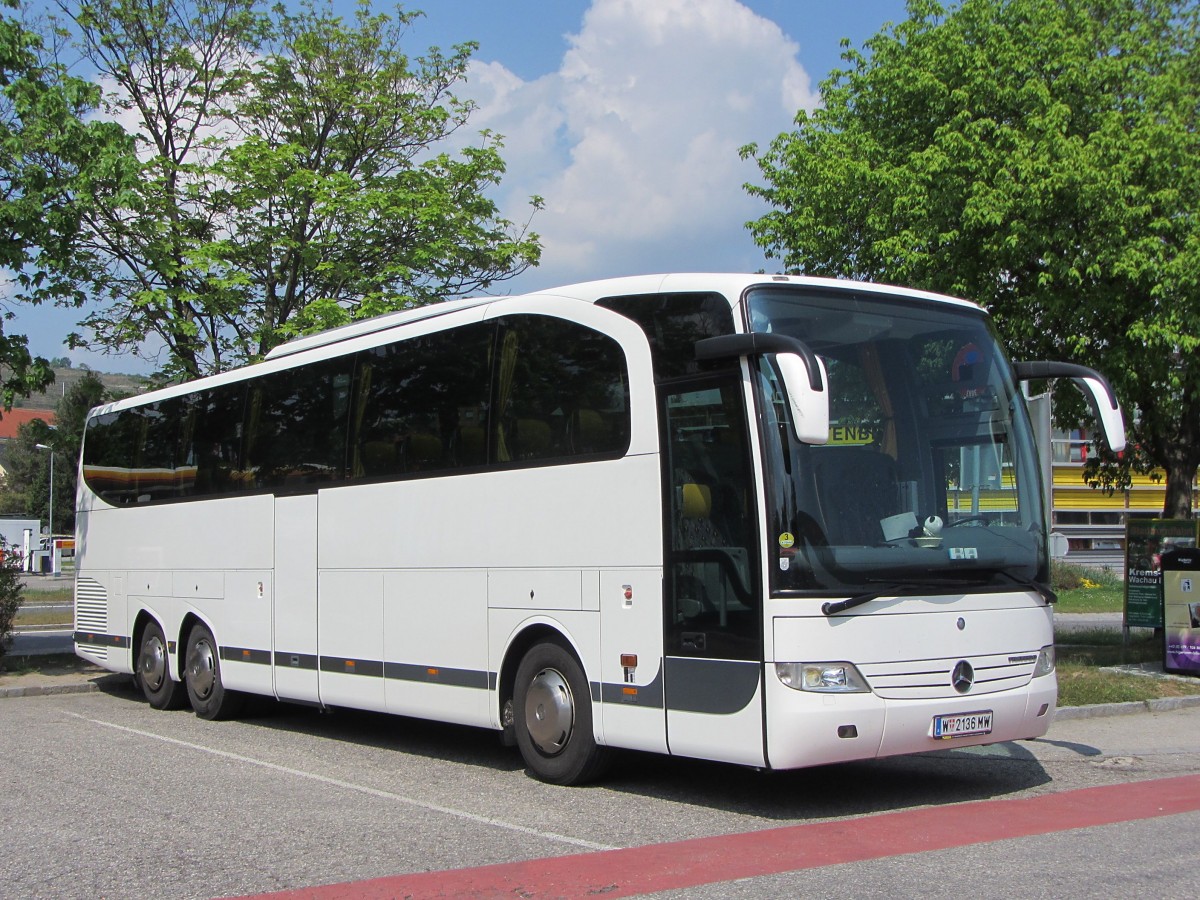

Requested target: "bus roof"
[
  {"left": 89, "top": 273, "right": 982, "bottom": 418},
  {"left": 265, "top": 273, "right": 980, "bottom": 360}
]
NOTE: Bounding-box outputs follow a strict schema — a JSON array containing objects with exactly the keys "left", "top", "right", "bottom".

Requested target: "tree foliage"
[
  {"left": 0, "top": 539, "right": 21, "bottom": 663},
  {"left": 58, "top": 0, "right": 541, "bottom": 379},
  {"left": 742, "top": 0, "right": 1200, "bottom": 517},
  {"left": 0, "top": 0, "right": 127, "bottom": 412},
  {"left": 0, "top": 369, "right": 106, "bottom": 532}
]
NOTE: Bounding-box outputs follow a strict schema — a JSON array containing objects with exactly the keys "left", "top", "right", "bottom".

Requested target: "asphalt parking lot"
[{"left": 2, "top": 672, "right": 1199, "bottom": 899}]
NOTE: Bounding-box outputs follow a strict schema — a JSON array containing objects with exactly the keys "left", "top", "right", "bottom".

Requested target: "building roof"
[{"left": 0, "top": 408, "right": 56, "bottom": 440}]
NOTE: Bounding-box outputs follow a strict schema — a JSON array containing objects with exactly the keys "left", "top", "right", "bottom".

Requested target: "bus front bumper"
[{"left": 763, "top": 671, "right": 1057, "bottom": 771}]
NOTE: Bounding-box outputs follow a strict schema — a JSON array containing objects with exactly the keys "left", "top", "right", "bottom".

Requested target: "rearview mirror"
[
  {"left": 776, "top": 352, "right": 829, "bottom": 445},
  {"left": 1013, "top": 360, "right": 1126, "bottom": 453},
  {"left": 694, "top": 332, "right": 830, "bottom": 445}
]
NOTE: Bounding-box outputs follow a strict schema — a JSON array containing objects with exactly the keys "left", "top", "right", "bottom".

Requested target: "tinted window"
[
  {"left": 350, "top": 323, "right": 493, "bottom": 479},
  {"left": 182, "top": 382, "right": 247, "bottom": 496},
  {"left": 597, "top": 292, "right": 735, "bottom": 381},
  {"left": 83, "top": 397, "right": 191, "bottom": 504},
  {"left": 492, "top": 315, "right": 630, "bottom": 464},
  {"left": 245, "top": 358, "right": 352, "bottom": 490}
]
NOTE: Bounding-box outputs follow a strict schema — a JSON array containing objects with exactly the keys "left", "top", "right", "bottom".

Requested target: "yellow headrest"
[{"left": 681, "top": 483, "right": 711, "bottom": 519}]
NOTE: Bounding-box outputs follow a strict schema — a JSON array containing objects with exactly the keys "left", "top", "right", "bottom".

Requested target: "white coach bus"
[{"left": 73, "top": 274, "right": 1125, "bottom": 784}]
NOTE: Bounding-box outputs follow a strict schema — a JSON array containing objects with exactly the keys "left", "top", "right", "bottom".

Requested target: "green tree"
[
  {"left": 0, "top": 539, "right": 22, "bottom": 664},
  {"left": 0, "top": 0, "right": 129, "bottom": 412},
  {"left": 0, "top": 370, "right": 106, "bottom": 532},
  {"left": 742, "top": 0, "right": 1200, "bottom": 517},
  {"left": 59, "top": 0, "right": 541, "bottom": 379}
]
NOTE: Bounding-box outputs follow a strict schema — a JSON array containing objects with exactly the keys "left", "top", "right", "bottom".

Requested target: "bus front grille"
[{"left": 860, "top": 652, "right": 1038, "bottom": 700}]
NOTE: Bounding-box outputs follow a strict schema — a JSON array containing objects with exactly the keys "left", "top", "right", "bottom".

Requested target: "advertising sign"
[
  {"left": 1124, "top": 519, "right": 1199, "bottom": 629},
  {"left": 1161, "top": 549, "right": 1200, "bottom": 676}
]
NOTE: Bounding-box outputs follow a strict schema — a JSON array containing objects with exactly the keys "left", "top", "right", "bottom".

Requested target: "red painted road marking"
[{"left": 241, "top": 774, "right": 1200, "bottom": 899}]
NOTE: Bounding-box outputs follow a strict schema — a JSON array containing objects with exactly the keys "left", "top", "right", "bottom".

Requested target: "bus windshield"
[{"left": 748, "top": 286, "right": 1047, "bottom": 595}]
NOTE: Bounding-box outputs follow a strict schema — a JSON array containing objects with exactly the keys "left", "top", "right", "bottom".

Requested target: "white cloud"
[{"left": 462, "top": 0, "right": 819, "bottom": 290}]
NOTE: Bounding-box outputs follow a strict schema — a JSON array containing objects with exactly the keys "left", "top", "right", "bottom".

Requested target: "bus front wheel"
[
  {"left": 136, "top": 620, "right": 186, "bottom": 710},
  {"left": 184, "top": 623, "right": 244, "bottom": 721},
  {"left": 513, "top": 641, "right": 609, "bottom": 785}
]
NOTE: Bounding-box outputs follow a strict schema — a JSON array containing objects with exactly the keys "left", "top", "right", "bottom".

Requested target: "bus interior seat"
[
  {"left": 811, "top": 446, "right": 900, "bottom": 545},
  {"left": 406, "top": 432, "right": 443, "bottom": 470},
  {"left": 568, "top": 408, "right": 607, "bottom": 454},
  {"left": 455, "top": 425, "right": 486, "bottom": 466},
  {"left": 362, "top": 440, "right": 397, "bottom": 476},
  {"left": 513, "top": 418, "right": 552, "bottom": 459}
]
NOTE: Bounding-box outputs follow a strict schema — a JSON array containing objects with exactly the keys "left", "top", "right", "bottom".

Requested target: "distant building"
[
  {"left": 0, "top": 408, "right": 57, "bottom": 478},
  {"left": 1050, "top": 426, "right": 1199, "bottom": 568}
]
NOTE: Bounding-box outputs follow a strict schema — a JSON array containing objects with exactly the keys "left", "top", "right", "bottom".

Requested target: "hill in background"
[{"left": 11, "top": 367, "right": 153, "bottom": 411}]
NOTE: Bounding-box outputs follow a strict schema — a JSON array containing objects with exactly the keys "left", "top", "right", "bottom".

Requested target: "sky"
[{"left": 10, "top": 0, "right": 911, "bottom": 375}]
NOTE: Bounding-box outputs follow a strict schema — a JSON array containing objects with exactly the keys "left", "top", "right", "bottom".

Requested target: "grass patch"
[
  {"left": 1057, "top": 663, "right": 1200, "bottom": 706},
  {"left": 1054, "top": 627, "right": 1200, "bottom": 705},
  {"left": 13, "top": 587, "right": 73, "bottom": 627},
  {"left": 19, "top": 587, "right": 72, "bottom": 605},
  {"left": 1052, "top": 560, "right": 1124, "bottom": 614}
]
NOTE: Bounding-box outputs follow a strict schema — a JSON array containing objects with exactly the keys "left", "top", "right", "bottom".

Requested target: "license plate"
[{"left": 932, "top": 710, "right": 993, "bottom": 739}]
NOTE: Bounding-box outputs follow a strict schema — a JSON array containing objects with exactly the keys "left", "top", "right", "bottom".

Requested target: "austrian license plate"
[{"left": 932, "top": 710, "right": 993, "bottom": 739}]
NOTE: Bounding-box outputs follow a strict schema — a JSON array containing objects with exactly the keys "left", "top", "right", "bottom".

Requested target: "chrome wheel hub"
[
  {"left": 139, "top": 635, "right": 166, "bottom": 691},
  {"left": 525, "top": 667, "right": 574, "bottom": 755},
  {"left": 187, "top": 637, "right": 217, "bottom": 700}
]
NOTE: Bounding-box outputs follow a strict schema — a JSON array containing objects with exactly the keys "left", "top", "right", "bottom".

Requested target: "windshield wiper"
[
  {"left": 821, "top": 570, "right": 1058, "bottom": 616},
  {"left": 821, "top": 576, "right": 991, "bottom": 616},
  {"left": 990, "top": 570, "right": 1058, "bottom": 605}
]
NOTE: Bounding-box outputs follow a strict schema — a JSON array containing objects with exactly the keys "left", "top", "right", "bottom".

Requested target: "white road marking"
[{"left": 64, "top": 712, "right": 616, "bottom": 852}]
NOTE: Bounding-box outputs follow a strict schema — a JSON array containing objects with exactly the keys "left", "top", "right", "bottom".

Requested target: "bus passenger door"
[
  {"left": 273, "top": 494, "right": 319, "bottom": 704},
  {"left": 662, "top": 377, "right": 765, "bottom": 767}
]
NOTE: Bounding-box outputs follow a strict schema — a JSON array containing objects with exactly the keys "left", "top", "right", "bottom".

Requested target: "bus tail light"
[{"left": 775, "top": 662, "right": 870, "bottom": 693}]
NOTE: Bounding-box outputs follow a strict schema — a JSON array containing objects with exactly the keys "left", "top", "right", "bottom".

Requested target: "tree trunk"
[{"left": 1161, "top": 453, "right": 1199, "bottom": 519}]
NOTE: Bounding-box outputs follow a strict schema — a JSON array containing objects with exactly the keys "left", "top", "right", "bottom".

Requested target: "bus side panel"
[
  {"left": 273, "top": 494, "right": 318, "bottom": 704},
  {"left": 318, "top": 459, "right": 661, "bottom": 572},
  {"left": 384, "top": 568, "right": 490, "bottom": 728},
  {"left": 318, "top": 569, "right": 386, "bottom": 712},
  {"left": 209, "top": 569, "right": 275, "bottom": 696},
  {"left": 597, "top": 568, "right": 667, "bottom": 754}
]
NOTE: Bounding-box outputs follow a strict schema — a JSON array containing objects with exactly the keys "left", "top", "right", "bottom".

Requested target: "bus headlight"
[
  {"left": 776, "top": 662, "right": 870, "bottom": 693},
  {"left": 1033, "top": 644, "right": 1055, "bottom": 677}
]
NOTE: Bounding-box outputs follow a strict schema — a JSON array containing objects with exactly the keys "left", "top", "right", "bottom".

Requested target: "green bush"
[
  {"left": 1051, "top": 560, "right": 1122, "bottom": 592},
  {"left": 0, "top": 542, "right": 24, "bottom": 664}
]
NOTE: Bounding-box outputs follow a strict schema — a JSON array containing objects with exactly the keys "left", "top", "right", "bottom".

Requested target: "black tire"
[
  {"left": 513, "top": 640, "right": 609, "bottom": 785},
  {"left": 136, "top": 620, "right": 187, "bottom": 710},
  {"left": 183, "top": 622, "right": 244, "bottom": 721}
]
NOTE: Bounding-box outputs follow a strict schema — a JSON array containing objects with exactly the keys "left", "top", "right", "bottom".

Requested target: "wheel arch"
[
  {"left": 498, "top": 622, "right": 587, "bottom": 732},
  {"left": 131, "top": 608, "right": 174, "bottom": 678}
]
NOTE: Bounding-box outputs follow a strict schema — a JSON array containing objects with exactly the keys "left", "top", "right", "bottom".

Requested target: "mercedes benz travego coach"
[{"left": 73, "top": 274, "right": 1125, "bottom": 784}]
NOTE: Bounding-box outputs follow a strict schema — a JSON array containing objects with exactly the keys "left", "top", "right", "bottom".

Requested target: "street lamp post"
[{"left": 35, "top": 443, "right": 54, "bottom": 573}]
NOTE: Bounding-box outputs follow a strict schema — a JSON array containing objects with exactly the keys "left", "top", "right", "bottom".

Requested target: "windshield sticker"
[{"left": 778, "top": 532, "right": 795, "bottom": 549}]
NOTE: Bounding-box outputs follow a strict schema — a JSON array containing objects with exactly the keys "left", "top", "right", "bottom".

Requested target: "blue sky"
[{"left": 12, "top": 0, "right": 910, "bottom": 374}]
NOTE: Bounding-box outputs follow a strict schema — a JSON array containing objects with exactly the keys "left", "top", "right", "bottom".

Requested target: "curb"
[
  {"left": 1054, "top": 694, "right": 1200, "bottom": 720},
  {"left": 0, "top": 681, "right": 99, "bottom": 699}
]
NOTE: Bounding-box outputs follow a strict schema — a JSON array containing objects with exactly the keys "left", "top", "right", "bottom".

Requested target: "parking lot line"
[{"left": 64, "top": 712, "right": 615, "bottom": 852}]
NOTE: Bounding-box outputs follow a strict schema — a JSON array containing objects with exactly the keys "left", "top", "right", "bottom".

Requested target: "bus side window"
[{"left": 491, "top": 315, "right": 630, "bottom": 466}]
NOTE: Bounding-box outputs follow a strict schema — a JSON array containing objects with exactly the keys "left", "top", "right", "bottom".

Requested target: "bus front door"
[{"left": 662, "top": 377, "right": 765, "bottom": 767}]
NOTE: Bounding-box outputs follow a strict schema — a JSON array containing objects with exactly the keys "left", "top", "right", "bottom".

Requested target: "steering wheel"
[{"left": 945, "top": 515, "right": 989, "bottom": 527}]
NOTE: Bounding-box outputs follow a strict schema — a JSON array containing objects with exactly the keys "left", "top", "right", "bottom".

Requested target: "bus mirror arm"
[
  {"left": 695, "top": 334, "right": 829, "bottom": 445},
  {"left": 1012, "top": 361, "right": 1126, "bottom": 453}
]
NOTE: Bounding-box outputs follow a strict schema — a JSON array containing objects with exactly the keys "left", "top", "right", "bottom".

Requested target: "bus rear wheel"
[
  {"left": 184, "top": 622, "right": 244, "bottom": 721},
  {"left": 513, "top": 641, "right": 609, "bottom": 785},
  {"left": 136, "top": 620, "right": 186, "bottom": 710}
]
